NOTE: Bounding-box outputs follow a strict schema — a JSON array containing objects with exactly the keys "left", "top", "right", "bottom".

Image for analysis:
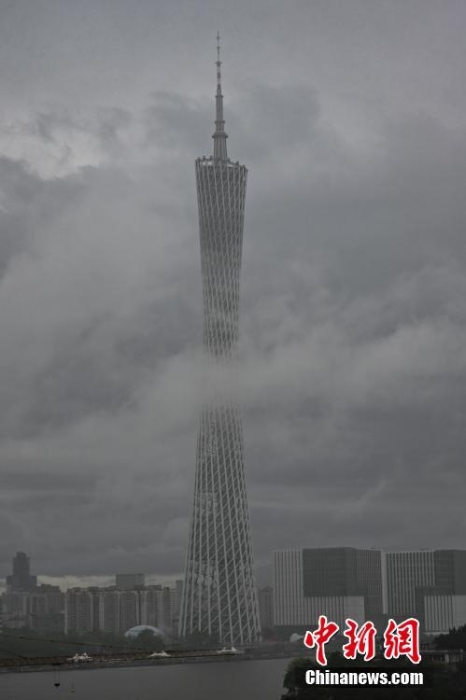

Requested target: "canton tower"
[{"left": 179, "top": 34, "right": 260, "bottom": 646}]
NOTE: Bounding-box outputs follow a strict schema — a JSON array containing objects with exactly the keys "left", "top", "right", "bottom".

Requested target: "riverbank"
[{"left": 0, "top": 649, "right": 305, "bottom": 674}]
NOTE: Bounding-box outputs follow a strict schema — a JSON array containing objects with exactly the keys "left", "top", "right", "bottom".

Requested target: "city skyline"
[
  {"left": 3, "top": 547, "right": 466, "bottom": 639},
  {"left": 0, "top": 2, "right": 465, "bottom": 588}
]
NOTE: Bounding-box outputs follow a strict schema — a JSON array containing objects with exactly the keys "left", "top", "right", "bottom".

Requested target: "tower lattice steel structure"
[{"left": 179, "top": 34, "right": 260, "bottom": 645}]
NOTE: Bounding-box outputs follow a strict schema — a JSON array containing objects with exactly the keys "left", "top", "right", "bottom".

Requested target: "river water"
[{"left": 0, "top": 658, "right": 291, "bottom": 700}]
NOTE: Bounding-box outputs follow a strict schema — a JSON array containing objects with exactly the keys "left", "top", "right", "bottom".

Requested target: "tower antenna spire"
[{"left": 213, "top": 30, "right": 228, "bottom": 160}]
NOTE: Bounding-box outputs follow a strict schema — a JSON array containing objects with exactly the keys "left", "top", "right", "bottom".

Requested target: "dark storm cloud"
[
  {"left": 0, "top": 0, "right": 465, "bottom": 584},
  {"left": 144, "top": 92, "right": 210, "bottom": 156},
  {"left": 0, "top": 158, "right": 46, "bottom": 277},
  {"left": 1, "top": 471, "right": 96, "bottom": 492}
]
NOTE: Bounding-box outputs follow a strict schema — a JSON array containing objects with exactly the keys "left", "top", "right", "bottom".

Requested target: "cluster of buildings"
[
  {"left": 2, "top": 547, "right": 465, "bottom": 643},
  {"left": 64, "top": 576, "right": 183, "bottom": 637},
  {"left": 0, "top": 553, "right": 183, "bottom": 638},
  {"left": 1, "top": 552, "right": 64, "bottom": 634},
  {"left": 273, "top": 547, "right": 466, "bottom": 638}
]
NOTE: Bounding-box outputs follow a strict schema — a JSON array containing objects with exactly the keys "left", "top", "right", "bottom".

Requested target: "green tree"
[
  {"left": 128, "top": 629, "right": 165, "bottom": 653},
  {"left": 435, "top": 624, "right": 466, "bottom": 650},
  {"left": 184, "top": 630, "right": 219, "bottom": 649}
]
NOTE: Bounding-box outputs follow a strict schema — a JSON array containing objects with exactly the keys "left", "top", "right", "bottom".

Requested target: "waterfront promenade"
[{"left": 0, "top": 647, "right": 307, "bottom": 673}]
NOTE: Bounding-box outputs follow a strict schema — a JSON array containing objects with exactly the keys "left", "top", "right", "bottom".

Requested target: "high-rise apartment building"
[
  {"left": 179, "top": 35, "right": 260, "bottom": 645},
  {"left": 64, "top": 585, "right": 177, "bottom": 636},
  {"left": 65, "top": 588, "right": 96, "bottom": 634},
  {"left": 386, "top": 551, "right": 435, "bottom": 619},
  {"left": 1, "top": 592, "right": 30, "bottom": 629},
  {"left": 174, "top": 579, "right": 183, "bottom": 619},
  {"left": 139, "top": 587, "right": 160, "bottom": 629},
  {"left": 272, "top": 548, "right": 466, "bottom": 638},
  {"left": 386, "top": 549, "right": 466, "bottom": 634},
  {"left": 97, "top": 589, "right": 121, "bottom": 635},
  {"left": 273, "top": 548, "right": 384, "bottom": 636},
  {"left": 29, "top": 584, "right": 64, "bottom": 633},
  {"left": 3, "top": 552, "right": 38, "bottom": 628},
  {"left": 118, "top": 590, "right": 140, "bottom": 633},
  {"left": 6, "top": 552, "right": 37, "bottom": 592},
  {"left": 116, "top": 573, "right": 145, "bottom": 590},
  {"left": 257, "top": 586, "right": 274, "bottom": 632}
]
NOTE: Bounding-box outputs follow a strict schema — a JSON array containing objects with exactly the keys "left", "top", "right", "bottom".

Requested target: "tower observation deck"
[{"left": 179, "top": 34, "right": 260, "bottom": 646}]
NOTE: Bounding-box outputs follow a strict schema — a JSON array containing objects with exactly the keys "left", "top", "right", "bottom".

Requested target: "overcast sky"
[{"left": 0, "top": 0, "right": 465, "bottom": 590}]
